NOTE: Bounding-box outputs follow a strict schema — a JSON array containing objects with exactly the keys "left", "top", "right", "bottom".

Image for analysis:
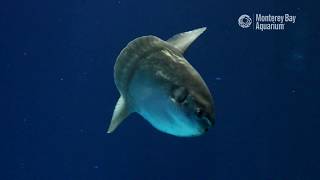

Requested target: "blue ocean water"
[{"left": 2, "top": 0, "right": 320, "bottom": 179}]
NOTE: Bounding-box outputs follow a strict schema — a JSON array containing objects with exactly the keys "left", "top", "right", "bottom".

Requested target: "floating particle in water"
[
  {"left": 23, "top": 52, "right": 28, "bottom": 56},
  {"left": 79, "top": 129, "right": 85, "bottom": 134},
  {"left": 291, "top": 89, "right": 296, "bottom": 93},
  {"left": 284, "top": 52, "right": 306, "bottom": 72},
  {"left": 6, "top": 64, "right": 11, "bottom": 68},
  {"left": 78, "top": 72, "right": 88, "bottom": 81},
  {"left": 19, "top": 162, "right": 25, "bottom": 169},
  {"left": 60, "top": 77, "right": 64, "bottom": 81},
  {"left": 292, "top": 52, "right": 304, "bottom": 60},
  {"left": 215, "top": 77, "right": 222, "bottom": 81},
  {"left": 93, "top": 165, "right": 99, "bottom": 169}
]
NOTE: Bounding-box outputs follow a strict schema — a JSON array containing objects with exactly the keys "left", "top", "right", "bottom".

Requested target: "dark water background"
[{"left": 2, "top": 0, "right": 320, "bottom": 179}]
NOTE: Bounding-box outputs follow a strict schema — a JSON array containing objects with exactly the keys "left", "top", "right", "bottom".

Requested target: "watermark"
[
  {"left": 238, "top": 14, "right": 252, "bottom": 28},
  {"left": 238, "top": 14, "right": 296, "bottom": 31}
]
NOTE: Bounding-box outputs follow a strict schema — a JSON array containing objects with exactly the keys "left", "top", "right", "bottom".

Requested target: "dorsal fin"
[
  {"left": 107, "top": 96, "right": 130, "bottom": 133},
  {"left": 167, "top": 27, "right": 207, "bottom": 54}
]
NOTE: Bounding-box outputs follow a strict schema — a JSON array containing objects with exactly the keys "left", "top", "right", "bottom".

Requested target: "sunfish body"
[{"left": 108, "top": 27, "right": 215, "bottom": 137}]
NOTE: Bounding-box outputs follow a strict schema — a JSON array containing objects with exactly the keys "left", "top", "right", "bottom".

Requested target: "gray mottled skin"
[{"left": 111, "top": 30, "right": 214, "bottom": 137}]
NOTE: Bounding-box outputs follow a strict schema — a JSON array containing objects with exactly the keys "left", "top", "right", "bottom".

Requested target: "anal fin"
[{"left": 107, "top": 96, "right": 130, "bottom": 133}]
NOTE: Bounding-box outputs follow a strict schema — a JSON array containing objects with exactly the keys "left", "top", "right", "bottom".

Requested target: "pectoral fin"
[
  {"left": 107, "top": 96, "right": 130, "bottom": 133},
  {"left": 167, "top": 27, "right": 207, "bottom": 54}
]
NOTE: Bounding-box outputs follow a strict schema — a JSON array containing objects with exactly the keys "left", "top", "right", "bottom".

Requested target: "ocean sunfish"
[{"left": 107, "top": 27, "right": 215, "bottom": 137}]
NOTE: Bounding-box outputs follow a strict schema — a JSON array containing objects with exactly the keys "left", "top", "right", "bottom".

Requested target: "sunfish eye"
[
  {"left": 172, "top": 86, "right": 188, "bottom": 103},
  {"left": 196, "top": 108, "right": 205, "bottom": 118}
]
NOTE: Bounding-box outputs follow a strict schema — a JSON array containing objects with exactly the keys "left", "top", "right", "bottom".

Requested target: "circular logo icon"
[{"left": 238, "top": 14, "right": 252, "bottom": 28}]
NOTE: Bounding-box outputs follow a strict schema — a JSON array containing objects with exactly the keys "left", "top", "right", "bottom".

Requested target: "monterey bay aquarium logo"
[{"left": 238, "top": 14, "right": 296, "bottom": 31}]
